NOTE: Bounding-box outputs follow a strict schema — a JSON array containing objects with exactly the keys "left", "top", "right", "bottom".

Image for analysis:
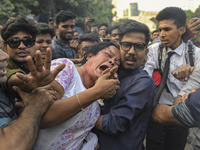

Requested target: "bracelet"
[{"left": 76, "top": 94, "right": 85, "bottom": 113}]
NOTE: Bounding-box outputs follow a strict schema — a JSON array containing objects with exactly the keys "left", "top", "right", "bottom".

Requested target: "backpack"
[
  {"left": 152, "top": 41, "right": 195, "bottom": 105},
  {"left": 156, "top": 41, "right": 195, "bottom": 77}
]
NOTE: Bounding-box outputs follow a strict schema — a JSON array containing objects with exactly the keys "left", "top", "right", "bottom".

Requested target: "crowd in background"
[{"left": 0, "top": 6, "right": 200, "bottom": 150}]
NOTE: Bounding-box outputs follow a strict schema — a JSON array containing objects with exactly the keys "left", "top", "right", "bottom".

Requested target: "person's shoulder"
[
  {"left": 148, "top": 42, "right": 160, "bottom": 49},
  {"left": 131, "top": 67, "right": 155, "bottom": 84},
  {"left": 51, "top": 58, "right": 74, "bottom": 66},
  {"left": 6, "top": 59, "right": 19, "bottom": 69}
]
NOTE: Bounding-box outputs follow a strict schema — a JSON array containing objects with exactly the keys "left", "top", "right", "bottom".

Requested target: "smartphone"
[{"left": 194, "top": 18, "right": 200, "bottom": 31}]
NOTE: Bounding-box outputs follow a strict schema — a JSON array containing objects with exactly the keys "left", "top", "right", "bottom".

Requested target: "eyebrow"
[{"left": 105, "top": 48, "right": 115, "bottom": 56}]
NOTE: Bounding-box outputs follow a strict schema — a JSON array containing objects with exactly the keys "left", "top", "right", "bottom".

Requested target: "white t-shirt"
[{"left": 34, "top": 58, "right": 100, "bottom": 150}]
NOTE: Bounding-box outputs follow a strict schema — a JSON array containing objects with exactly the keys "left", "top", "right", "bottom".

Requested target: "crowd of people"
[{"left": 0, "top": 6, "right": 200, "bottom": 150}]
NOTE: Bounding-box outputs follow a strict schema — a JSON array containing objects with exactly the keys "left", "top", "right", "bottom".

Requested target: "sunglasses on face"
[
  {"left": 5, "top": 37, "right": 35, "bottom": 49},
  {"left": 120, "top": 42, "right": 147, "bottom": 52}
]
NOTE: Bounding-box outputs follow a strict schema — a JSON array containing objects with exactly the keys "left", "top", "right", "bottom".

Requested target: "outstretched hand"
[{"left": 15, "top": 48, "right": 65, "bottom": 92}]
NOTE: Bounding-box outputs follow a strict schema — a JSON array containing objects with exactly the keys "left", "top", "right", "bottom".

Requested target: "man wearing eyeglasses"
[
  {"left": 94, "top": 20, "right": 155, "bottom": 150},
  {"left": 52, "top": 10, "right": 77, "bottom": 60}
]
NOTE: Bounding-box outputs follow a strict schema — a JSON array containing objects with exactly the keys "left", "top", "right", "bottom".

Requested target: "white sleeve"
[
  {"left": 144, "top": 43, "right": 160, "bottom": 76},
  {"left": 179, "top": 47, "right": 200, "bottom": 96}
]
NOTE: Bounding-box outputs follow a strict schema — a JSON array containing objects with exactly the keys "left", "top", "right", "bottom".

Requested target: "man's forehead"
[
  {"left": 111, "top": 29, "right": 119, "bottom": 34},
  {"left": 122, "top": 32, "right": 145, "bottom": 42},
  {"left": 9, "top": 31, "right": 32, "bottom": 39},
  {"left": 60, "top": 19, "right": 75, "bottom": 24}
]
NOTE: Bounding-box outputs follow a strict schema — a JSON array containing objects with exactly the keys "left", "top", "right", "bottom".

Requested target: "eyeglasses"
[
  {"left": 5, "top": 37, "right": 35, "bottom": 49},
  {"left": 120, "top": 42, "right": 147, "bottom": 52}
]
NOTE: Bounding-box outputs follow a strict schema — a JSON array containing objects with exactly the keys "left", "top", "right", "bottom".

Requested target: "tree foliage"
[
  {"left": 0, "top": 0, "right": 38, "bottom": 19},
  {"left": 185, "top": 6, "right": 200, "bottom": 22},
  {"left": 0, "top": 0, "right": 114, "bottom": 27}
]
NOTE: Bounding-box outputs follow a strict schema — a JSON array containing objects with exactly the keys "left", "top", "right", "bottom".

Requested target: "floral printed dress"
[{"left": 34, "top": 58, "right": 100, "bottom": 150}]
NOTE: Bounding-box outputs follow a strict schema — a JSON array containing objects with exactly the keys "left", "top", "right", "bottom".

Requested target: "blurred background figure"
[
  {"left": 98, "top": 23, "right": 108, "bottom": 41},
  {"left": 35, "top": 22, "right": 55, "bottom": 60}
]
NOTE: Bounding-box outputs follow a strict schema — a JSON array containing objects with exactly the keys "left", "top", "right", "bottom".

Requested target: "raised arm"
[
  {"left": 152, "top": 104, "right": 182, "bottom": 125},
  {"left": 7, "top": 48, "right": 65, "bottom": 92},
  {"left": 41, "top": 67, "right": 120, "bottom": 128}
]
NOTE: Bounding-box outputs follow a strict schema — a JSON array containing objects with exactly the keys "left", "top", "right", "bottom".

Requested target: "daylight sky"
[{"left": 116, "top": 0, "right": 199, "bottom": 18}]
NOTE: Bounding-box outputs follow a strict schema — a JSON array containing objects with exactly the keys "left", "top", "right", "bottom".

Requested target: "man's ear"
[
  {"left": 3, "top": 44, "right": 7, "bottom": 53},
  {"left": 55, "top": 25, "right": 59, "bottom": 30},
  {"left": 179, "top": 26, "right": 186, "bottom": 36}
]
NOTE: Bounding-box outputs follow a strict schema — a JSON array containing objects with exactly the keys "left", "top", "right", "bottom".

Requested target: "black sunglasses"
[
  {"left": 120, "top": 42, "right": 147, "bottom": 52},
  {"left": 5, "top": 37, "right": 35, "bottom": 49}
]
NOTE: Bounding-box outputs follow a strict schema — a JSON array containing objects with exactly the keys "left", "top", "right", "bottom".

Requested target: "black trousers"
[{"left": 146, "top": 119, "right": 189, "bottom": 150}]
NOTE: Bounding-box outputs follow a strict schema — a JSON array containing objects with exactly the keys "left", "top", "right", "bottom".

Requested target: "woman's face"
[{"left": 85, "top": 45, "right": 120, "bottom": 81}]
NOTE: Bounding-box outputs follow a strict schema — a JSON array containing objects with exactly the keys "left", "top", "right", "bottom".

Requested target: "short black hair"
[
  {"left": 79, "top": 32, "right": 100, "bottom": 44},
  {"left": 36, "top": 22, "right": 55, "bottom": 38},
  {"left": 1, "top": 17, "right": 39, "bottom": 41},
  {"left": 105, "top": 26, "right": 111, "bottom": 35},
  {"left": 98, "top": 23, "right": 108, "bottom": 30},
  {"left": 55, "top": 10, "right": 76, "bottom": 25},
  {"left": 152, "top": 29, "right": 159, "bottom": 35},
  {"left": 119, "top": 20, "right": 150, "bottom": 44},
  {"left": 110, "top": 24, "right": 121, "bottom": 34},
  {"left": 156, "top": 7, "right": 186, "bottom": 28},
  {"left": 81, "top": 42, "right": 119, "bottom": 64}
]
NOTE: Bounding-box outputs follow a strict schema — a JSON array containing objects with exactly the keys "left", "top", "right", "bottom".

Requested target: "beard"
[{"left": 60, "top": 31, "right": 73, "bottom": 42}]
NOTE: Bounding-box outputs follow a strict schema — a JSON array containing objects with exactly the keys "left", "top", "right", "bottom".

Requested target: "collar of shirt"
[
  {"left": 54, "top": 36, "right": 70, "bottom": 48},
  {"left": 167, "top": 41, "right": 185, "bottom": 56}
]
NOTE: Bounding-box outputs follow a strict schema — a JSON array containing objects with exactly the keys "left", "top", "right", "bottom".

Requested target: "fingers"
[
  {"left": 171, "top": 71, "right": 177, "bottom": 78},
  {"left": 102, "top": 68, "right": 111, "bottom": 75},
  {"left": 180, "top": 93, "right": 189, "bottom": 103},
  {"left": 13, "top": 86, "right": 26, "bottom": 99},
  {"left": 189, "top": 17, "right": 200, "bottom": 33},
  {"left": 44, "top": 48, "right": 52, "bottom": 70},
  {"left": 35, "top": 50, "right": 43, "bottom": 72},
  {"left": 110, "top": 66, "right": 118, "bottom": 75},
  {"left": 184, "top": 67, "right": 190, "bottom": 81},
  {"left": 15, "top": 73, "right": 30, "bottom": 83},
  {"left": 101, "top": 66, "right": 118, "bottom": 79},
  {"left": 191, "top": 88, "right": 196, "bottom": 93},
  {"left": 26, "top": 56, "right": 37, "bottom": 76},
  {"left": 171, "top": 65, "right": 194, "bottom": 81},
  {"left": 190, "top": 66, "right": 195, "bottom": 73}
]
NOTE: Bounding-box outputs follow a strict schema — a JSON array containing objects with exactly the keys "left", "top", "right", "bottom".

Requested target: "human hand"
[
  {"left": 70, "top": 40, "right": 79, "bottom": 52},
  {"left": 84, "top": 18, "right": 92, "bottom": 25},
  {"left": 183, "top": 17, "right": 200, "bottom": 42},
  {"left": 180, "top": 87, "right": 197, "bottom": 102},
  {"left": 171, "top": 65, "right": 194, "bottom": 81},
  {"left": 15, "top": 48, "right": 65, "bottom": 91},
  {"left": 13, "top": 85, "right": 56, "bottom": 115},
  {"left": 94, "top": 66, "right": 120, "bottom": 99}
]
